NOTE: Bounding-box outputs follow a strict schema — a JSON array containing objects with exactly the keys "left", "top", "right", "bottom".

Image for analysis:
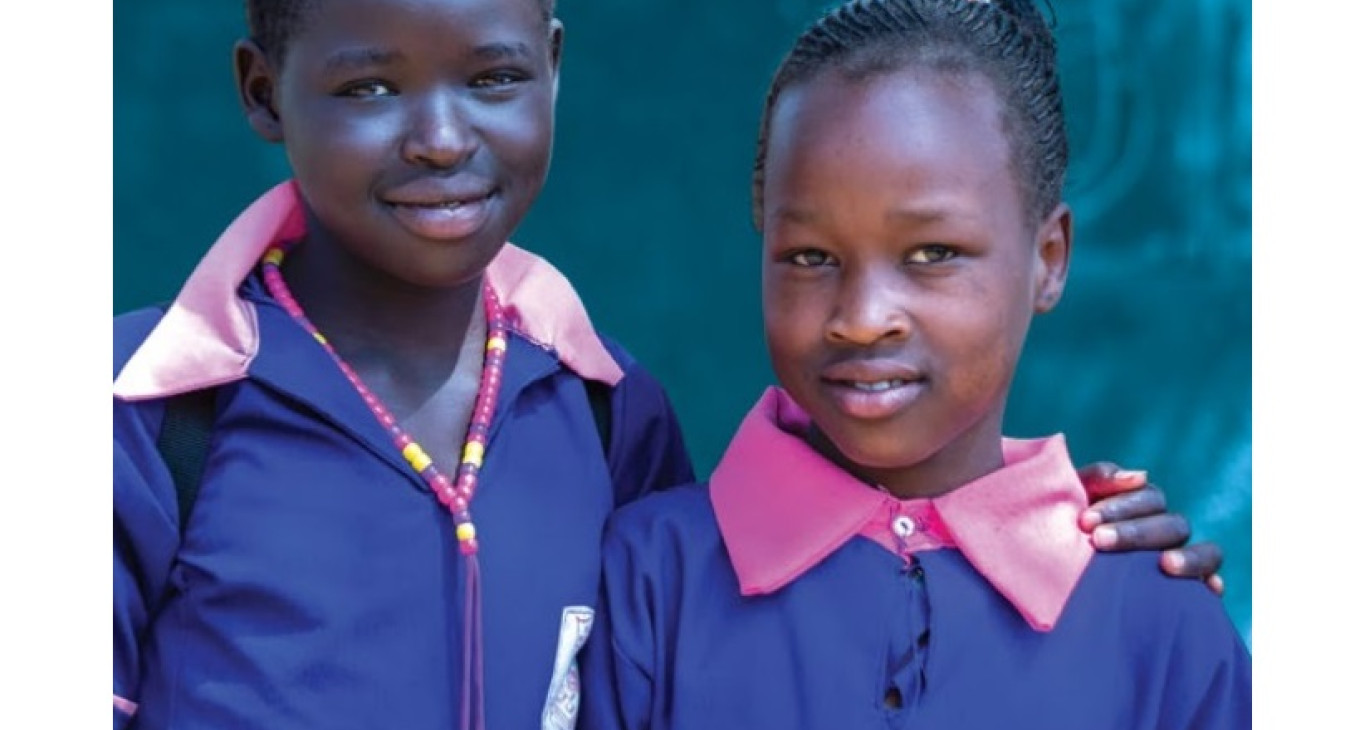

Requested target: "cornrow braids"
[
  {"left": 751, "top": 0, "right": 1067, "bottom": 231},
  {"left": 244, "top": 0, "right": 559, "bottom": 68}
]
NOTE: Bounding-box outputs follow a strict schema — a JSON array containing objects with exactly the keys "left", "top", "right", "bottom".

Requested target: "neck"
[
  {"left": 279, "top": 237, "right": 486, "bottom": 366},
  {"left": 807, "top": 416, "right": 1007, "bottom": 500}
]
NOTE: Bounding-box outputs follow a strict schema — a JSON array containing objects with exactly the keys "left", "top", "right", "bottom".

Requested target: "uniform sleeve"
[
  {"left": 1122, "top": 562, "right": 1252, "bottom": 730},
  {"left": 600, "top": 341, "right": 697, "bottom": 508},
  {"left": 113, "top": 310, "right": 182, "bottom": 728},
  {"left": 1156, "top": 594, "right": 1252, "bottom": 729},
  {"left": 578, "top": 523, "right": 657, "bottom": 730},
  {"left": 114, "top": 425, "right": 182, "bottom": 728}
]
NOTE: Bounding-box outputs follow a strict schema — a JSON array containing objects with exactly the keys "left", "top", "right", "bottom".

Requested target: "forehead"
[
  {"left": 286, "top": 0, "right": 547, "bottom": 59},
  {"left": 763, "top": 67, "right": 1018, "bottom": 217}
]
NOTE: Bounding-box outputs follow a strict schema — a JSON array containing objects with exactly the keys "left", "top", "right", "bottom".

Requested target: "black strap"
[
  {"left": 155, "top": 387, "right": 218, "bottom": 535},
  {"left": 583, "top": 378, "right": 613, "bottom": 456}
]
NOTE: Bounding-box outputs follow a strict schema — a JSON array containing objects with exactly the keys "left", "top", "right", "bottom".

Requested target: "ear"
[
  {"left": 234, "top": 39, "right": 284, "bottom": 143},
  {"left": 1031, "top": 202, "right": 1073, "bottom": 314},
  {"left": 547, "top": 19, "right": 564, "bottom": 101}
]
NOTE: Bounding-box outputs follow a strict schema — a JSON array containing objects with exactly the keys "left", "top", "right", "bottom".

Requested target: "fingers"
[
  {"left": 1159, "top": 541, "right": 1225, "bottom": 580},
  {"left": 1080, "top": 486, "right": 1168, "bottom": 533},
  {"left": 1079, "top": 461, "right": 1150, "bottom": 501},
  {"left": 1089, "top": 512, "right": 1189, "bottom": 552}
]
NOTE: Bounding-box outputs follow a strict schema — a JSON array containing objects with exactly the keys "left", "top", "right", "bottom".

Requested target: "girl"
[
  {"left": 580, "top": 0, "right": 1251, "bottom": 728},
  {"left": 114, "top": 0, "right": 1225, "bottom": 728}
]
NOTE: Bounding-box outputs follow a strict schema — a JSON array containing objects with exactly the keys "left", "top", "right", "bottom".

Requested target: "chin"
[{"left": 818, "top": 421, "right": 927, "bottom": 474}]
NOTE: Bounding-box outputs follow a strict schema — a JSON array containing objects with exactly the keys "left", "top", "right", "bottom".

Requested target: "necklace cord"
[{"left": 262, "top": 245, "right": 500, "bottom": 730}]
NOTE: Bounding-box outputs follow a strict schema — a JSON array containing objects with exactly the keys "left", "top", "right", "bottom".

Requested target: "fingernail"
[
  {"left": 1162, "top": 551, "right": 1186, "bottom": 573},
  {"left": 1081, "top": 509, "right": 1103, "bottom": 531},
  {"left": 1114, "top": 469, "right": 1147, "bottom": 485},
  {"left": 1209, "top": 575, "right": 1226, "bottom": 596},
  {"left": 1093, "top": 526, "right": 1118, "bottom": 549}
]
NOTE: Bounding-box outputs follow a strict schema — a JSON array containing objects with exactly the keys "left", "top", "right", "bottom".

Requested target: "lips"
[
  {"left": 819, "top": 359, "right": 924, "bottom": 420},
  {"left": 382, "top": 179, "right": 497, "bottom": 242}
]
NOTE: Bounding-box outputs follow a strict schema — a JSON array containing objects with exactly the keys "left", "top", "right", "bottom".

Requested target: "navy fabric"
[
  {"left": 581, "top": 484, "right": 1252, "bottom": 730},
  {"left": 113, "top": 274, "right": 695, "bottom": 730}
]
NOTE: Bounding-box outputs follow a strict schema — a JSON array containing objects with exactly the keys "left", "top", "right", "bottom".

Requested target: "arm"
[
  {"left": 578, "top": 528, "right": 657, "bottom": 730},
  {"left": 1129, "top": 563, "right": 1252, "bottom": 730},
  {"left": 113, "top": 432, "right": 180, "bottom": 729},
  {"left": 1076, "top": 463, "right": 1225, "bottom": 592},
  {"left": 112, "top": 310, "right": 180, "bottom": 728}
]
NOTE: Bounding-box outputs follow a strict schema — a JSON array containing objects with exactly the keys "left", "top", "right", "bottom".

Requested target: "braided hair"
[
  {"left": 751, "top": 0, "right": 1067, "bottom": 231},
  {"left": 244, "top": 0, "right": 559, "bottom": 68}
]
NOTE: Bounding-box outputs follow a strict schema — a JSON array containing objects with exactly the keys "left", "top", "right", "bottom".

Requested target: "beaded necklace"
[{"left": 261, "top": 244, "right": 500, "bottom": 730}]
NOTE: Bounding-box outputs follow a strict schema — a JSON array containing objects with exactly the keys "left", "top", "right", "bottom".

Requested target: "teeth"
[
  {"left": 850, "top": 379, "right": 904, "bottom": 392},
  {"left": 400, "top": 201, "right": 465, "bottom": 209}
]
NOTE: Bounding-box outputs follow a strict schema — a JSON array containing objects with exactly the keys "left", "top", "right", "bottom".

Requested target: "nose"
[
  {"left": 826, "top": 266, "right": 913, "bottom": 346},
  {"left": 401, "top": 91, "right": 478, "bottom": 169}
]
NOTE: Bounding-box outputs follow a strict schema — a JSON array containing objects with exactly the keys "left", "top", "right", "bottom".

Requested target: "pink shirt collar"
[
  {"left": 709, "top": 387, "right": 1094, "bottom": 632},
  {"left": 113, "top": 180, "right": 624, "bottom": 400}
]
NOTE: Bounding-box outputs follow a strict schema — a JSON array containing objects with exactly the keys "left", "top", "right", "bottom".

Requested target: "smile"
[
  {"left": 821, "top": 376, "right": 923, "bottom": 420},
  {"left": 838, "top": 378, "right": 910, "bottom": 392},
  {"left": 384, "top": 191, "right": 496, "bottom": 242}
]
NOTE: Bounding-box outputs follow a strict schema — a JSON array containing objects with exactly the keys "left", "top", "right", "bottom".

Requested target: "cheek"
[
  {"left": 481, "top": 99, "right": 555, "bottom": 178},
  {"left": 763, "top": 277, "right": 827, "bottom": 378},
  {"left": 285, "top": 111, "right": 392, "bottom": 184},
  {"left": 935, "top": 296, "right": 1029, "bottom": 398}
]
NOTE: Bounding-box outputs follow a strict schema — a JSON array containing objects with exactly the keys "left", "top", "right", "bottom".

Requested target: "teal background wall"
[{"left": 114, "top": 0, "right": 1252, "bottom": 643}]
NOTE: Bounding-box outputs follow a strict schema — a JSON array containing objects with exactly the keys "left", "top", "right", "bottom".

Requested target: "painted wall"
[{"left": 114, "top": 0, "right": 1252, "bottom": 643}]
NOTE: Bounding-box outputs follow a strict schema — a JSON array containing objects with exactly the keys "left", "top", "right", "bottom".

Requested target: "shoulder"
[
  {"left": 597, "top": 334, "right": 664, "bottom": 397},
  {"left": 590, "top": 334, "right": 698, "bottom": 502},
  {"left": 1081, "top": 553, "right": 1251, "bottom": 725},
  {"left": 113, "top": 306, "right": 166, "bottom": 378},
  {"left": 603, "top": 482, "right": 720, "bottom": 561},
  {"left": 611, "top": 481, "right": 715, "bottom": 529},
  {"left": 597, "top": 334, "right": 677, "bottom": 420},
  {"left": 1084, "top": 551, "right": 1239, "bottom": 644}
]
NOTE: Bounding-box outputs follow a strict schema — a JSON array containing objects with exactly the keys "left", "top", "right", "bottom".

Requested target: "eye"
[
  {"left": 906, "top": 245, "right": 958, "bottom": 264},
  {"left": 337, "top": 79, "right": 395, "bottom": 98},
  {"left": 786, "top": 249, "right": 837, "bottom": 268},
  {"left": 471, "top": 70, "right": 529, "bottom": 89}
]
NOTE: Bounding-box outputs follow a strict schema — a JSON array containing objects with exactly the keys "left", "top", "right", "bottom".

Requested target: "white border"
[
  {"left": 1, "top": 2, "right": 109, "bottom": 727},
  {"left": 1253, "top": 0, "right": 1347, "bottom": 725}
]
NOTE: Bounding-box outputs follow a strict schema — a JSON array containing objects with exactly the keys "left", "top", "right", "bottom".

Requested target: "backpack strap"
[
  {"left": 155, "top": 387, "right": 219, "bottom": 536},
  {"left": 583, "top": 378, "right": 613, "bottom": 457},
  {"left": 149, "top": 301, "right": 220, "bottom": 536}
]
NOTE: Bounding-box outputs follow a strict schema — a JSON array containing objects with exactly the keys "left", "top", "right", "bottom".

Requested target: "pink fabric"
[
  {"left": 114, "top": 180, "right": 622, "bottom": 401},
  {"left": 113, "top": 694, "right": 138, "bottom": 716},
  {"left": 857, "top": 498, "right": 957, "bottom": 559},
  {"left": 485, "top": 244, "right": 623, "bottom": 385},
  {"left": 709, "top": 387, "right": 1093, "bottom": 632}
]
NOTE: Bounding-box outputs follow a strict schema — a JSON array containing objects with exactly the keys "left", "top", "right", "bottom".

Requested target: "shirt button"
[{"left": 891, "top": 515, "right": 915, "bottom": 538}]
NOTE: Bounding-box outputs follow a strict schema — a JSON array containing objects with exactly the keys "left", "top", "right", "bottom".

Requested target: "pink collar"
[
  {"left": 113, "top": 180, "right": 624, "bottom": 400},
  {"left": 709, "top": 387, "right": 1094, "bottom": 632}
]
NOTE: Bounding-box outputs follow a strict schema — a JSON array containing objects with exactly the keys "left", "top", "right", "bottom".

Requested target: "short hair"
[
  {"left": 751, "top": 0, "right": 1068, "bottom": 230},
  {"left": 244, "top": 0, "right": 558, "bottom": 68}
]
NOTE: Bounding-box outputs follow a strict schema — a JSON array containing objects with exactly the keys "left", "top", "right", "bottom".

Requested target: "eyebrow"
[
  {"left": 322, "top": 47, "right": 405, "bottom": 74},
  {"left": 771, "top": 205, "right": 979, "bottom": 226},
  {"left": 320, "top": 42, "right": 536, "bottom": 74},
  {"left": 884, "top": 206, "right": 976, "bottom": 225},
  {"left": 771, "top": 208, "right": 818, "bottom": 226},
  {"left": 472, "top": 42, "right": 536, "bottom": 62}
]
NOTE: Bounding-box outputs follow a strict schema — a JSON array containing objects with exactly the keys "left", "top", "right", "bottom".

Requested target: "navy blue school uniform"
[
  {"left": 113, "top": 182, "right": 695, "bottom": 730},
  {"left": 581, "top": 388, "right": 1252, "bottom": 730}
]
